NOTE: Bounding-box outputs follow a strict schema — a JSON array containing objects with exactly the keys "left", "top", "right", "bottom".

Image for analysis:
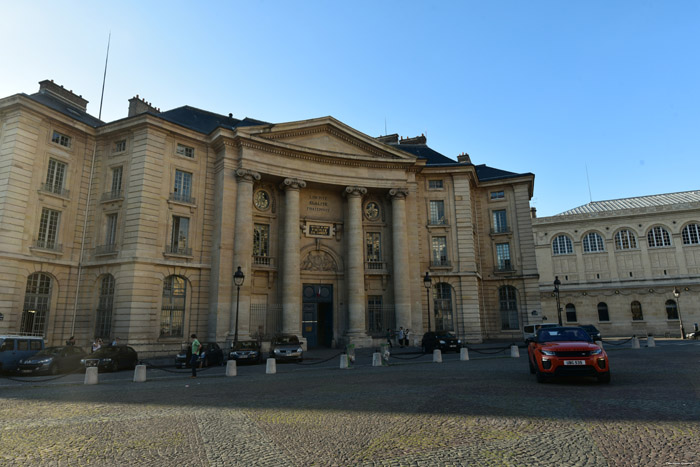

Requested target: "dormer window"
[
  {"left": 113, "top": 140, "right": 126, "bottom": 153},
  {"left": 176, "top": 143, "right": 194, "bottom": 158},
  {"left": 428, "top": 180, "right": 443, "bottom": 189},
  {"left": 490, "top": 191, "right": 505, "bottom": 200},
  {"left": 51, "top": 131, "right": 71, "bottom": 148}
]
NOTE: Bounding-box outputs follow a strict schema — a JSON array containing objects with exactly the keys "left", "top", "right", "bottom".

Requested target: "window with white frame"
[
  {"left": 428, "top": 180, "right": 443, "bottom": 189},
  {"left": 431, "top": 236, "right": 448, "bottom": 266},
  {"left": 173, "top": 170, "right": 193, "bottom": 203},
  {"left": 583, "top": 232, "right": 605, "bottom": 253},
  {"left": 113, "top": 139, "right": 126, "bottom": 153},
  {"left": 169, "top": 216, "right": 190, "bottom": 254},
  {"left": 552, "top": 235, "right": 573, "bottom": 255},
  {"left": 682, "top": 224, "right": 700, "bottom": 245},
  {"left": 366, "top": 232, "right": 382, "bottom": 268},
  {"left": 490, "top": 191, "right": 505, "bottom": 200},
  {"left": 615, "top": 229, "right": 637, "bottom": 250},
  {"left": 45, "top": 159, "right": 67, "bottom": 195},
  {"left": 647, "top": 226, "right": 671, "bottom": 248},
  {"left": 95, "top": 275, "right": 115, "bottom": 338},
  {"left": 434, "top": 283, "right": 454, "bottom": 331},
  {"left": 253, "top": 224, "right": 270, "bottom": 258},
  {"left": 429, "top": 200, "right": 446, "bottom": 225},
  {"left": 105, "top": 213, "right": 118, "bottom": 246},
  {"left": 110, "top": 166, "right": 123, "bottom": 196},
  {"left": 496, "top": 243, "right": 511, "bottom": 270},
  {"left": 37, "top": 208, "right": 60, "bottom": 249},
  {"left": 160, "top": 275, "right": 186, "bottom": 337},
  {"left": 21, "top": 273, "right": 52, "bottom": 335},
  {"left": 176, "top": 143, "right": 194, "bottom": 158},
  {"left": 51, "top": 130, "right": 71, "bottom": 148},
  {"left": 492, "top": 209, "right": 508, "bottom": 233}
]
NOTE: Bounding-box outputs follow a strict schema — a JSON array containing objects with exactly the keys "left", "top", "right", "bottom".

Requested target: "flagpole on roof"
[{"left": 98, "top": 32, "right": 111, "bottom": 120}]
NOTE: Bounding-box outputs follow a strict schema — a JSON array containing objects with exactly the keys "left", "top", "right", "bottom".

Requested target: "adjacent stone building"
[
  {"left": 532, "top": 192, "right": 700, "bottom": 338},
  {"left": 0, "top": 80, "right": 540, "bottom": 354}
]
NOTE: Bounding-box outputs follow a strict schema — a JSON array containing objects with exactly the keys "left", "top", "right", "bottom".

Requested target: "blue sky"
[{"left": 2, "top": 1, "right": 698, "bottom": 216}]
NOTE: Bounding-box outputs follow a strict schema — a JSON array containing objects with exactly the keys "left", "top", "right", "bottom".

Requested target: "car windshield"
[
  {"left": 92, "top": 347, "right": 119, "bottom": 357},
  {"left": 234, "top": 342, "right": 258, "bottom": 350},
  {"left": 34, "top": 347, "right": 66, "bottom": 357},
  {"left": 537, "top": 328, "right": 592, "bottom": 343},
  {"left": 274, "top": 336, "right": 299, "bottom": 345},
  {"left": 437, "top": 332, "right": 456, "bottom": 338}
]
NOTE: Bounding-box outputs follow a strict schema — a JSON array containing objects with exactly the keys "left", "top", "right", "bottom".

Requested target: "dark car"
[
  {"left": 421, "top": 331, "right": 462, "bottom": 353},
  {"left": 175, "top": 342, "right": 224, "bottom": 368},
  {"left": 229, "top": 340, "right": 263, "bottom": 364},
  {"left": 579, "top": 325, "right": 602, "bottom": 341},
  {"left": 270, "top": 335, "right": 303, "bottom": 362},
  {"left": 81, "top": 345, "right": 139, "bottom": 372},
  {"left": 17, "top": 346, "right": 86, "bottom": 375}
]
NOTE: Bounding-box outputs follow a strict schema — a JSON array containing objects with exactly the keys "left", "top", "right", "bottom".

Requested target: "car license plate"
[
  {"left": 564, "top": 360, "right": 586, "bottom": 366},
  {"left": 21, "top": 369, "right": 33, "bottom": 373}
]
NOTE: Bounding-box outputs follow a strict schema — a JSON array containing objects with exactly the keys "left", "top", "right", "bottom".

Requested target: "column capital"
[
  {"left": 388, "top": 187, "right": 409, "bottom": 200},
  {"left": 344, "top": 186, "right": 367, "bottom": 197},
  {"left": 282, "top": 178, "right": 306, "bottom": 190},
  {"left": 235, "top": 168, "right": 261, "bottom": 182}
]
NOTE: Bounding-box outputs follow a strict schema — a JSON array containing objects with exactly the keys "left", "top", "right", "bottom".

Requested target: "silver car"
[{"left": 270, "top": 335, "right": 303, "bottom": 362}]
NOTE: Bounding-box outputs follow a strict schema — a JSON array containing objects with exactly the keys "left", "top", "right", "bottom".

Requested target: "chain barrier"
[
  {"left": 388, "top": 351, "right": 426, "bottom": 360},
  {"left": 293, "top": 352, "right": 344, "bottom": 365},
  {"left": 600, "top": 337, "right": 634, "bottom": 346},
  {"left": 141, "top": 360, "right": 216, "bottom": 374},
  {"left": 465, "top": 344, "right": 513, "bottom": 355}
]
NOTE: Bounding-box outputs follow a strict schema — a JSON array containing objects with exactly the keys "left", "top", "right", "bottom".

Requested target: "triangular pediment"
[{"left": 239, "top": 116, "right": 416, "bottom": 162}]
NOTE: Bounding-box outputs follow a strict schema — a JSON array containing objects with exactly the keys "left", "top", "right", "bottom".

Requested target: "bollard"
[
  {"left": 647, "top": 336, "right": 656, "bottom": 348},
  {"left": 84, "top": 366, "right": 98, "bottom": 385},
  {"left": 266, "top": 358, "right": 276, "bottom": 374},
  {"left": 460, "top": 347, "right": 469, "bottom": 361},
  {"left": 372, "top": 352, "right": 382, "bottom": 367},
  {"left": 226, "top": 359, "right": 237, "bottom": 376},
  {"left": 510, "top": 345, "right": 520, "bottom": 358},
  {"left": 595, "top": 340, "right": 603, "bottom": 349},
  {"left": 432, "top": 349, "right": 442, "bottom": 363},
  {"left": 631, "top": 336, "right": 640, "bottom": 349},
  {"left": 340, "top": 354, "right": 349, "bottom": 369},
  {"left": 133, "top": 364, "right": 147, "bottom": 383}
]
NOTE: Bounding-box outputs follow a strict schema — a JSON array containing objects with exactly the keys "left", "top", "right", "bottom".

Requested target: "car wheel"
[
  {"left": 535, "top": 369, "right": 547, "bottom": 384},
  {"left": 597, "top": 371, "right": 611, "bottom": 384},
  {"left": 528, "top": 357, "right": 535, "bottom": 374}
]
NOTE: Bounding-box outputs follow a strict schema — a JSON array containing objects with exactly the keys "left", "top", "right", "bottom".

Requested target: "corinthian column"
[
  {"left": 230, "top": 169, "right": 260, "bottom": 340},
  {"left": 344, "top": 186, "right": 368, "bottom": 339},
  {"left": 281, "top": 178, "right": 306, "bottom": 336},
  {"left": 389, "top": 188, "right": 411, "bottom": 332}
]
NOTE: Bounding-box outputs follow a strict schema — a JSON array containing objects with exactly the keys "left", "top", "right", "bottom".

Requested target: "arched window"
[
  {"left": 582, "top": 232, "right": 605, "bottom": 253},
  {"left": 665, "top": 300, "right": 679, "bottom": 320},
  {"left": 21, "top": 273, "right": 52, "bottom": 335},
  {"left": 498, "top": 286, "right": 519, "bottom": 330},
  {"left": 552, "top": 235, "right": 573, "bottom": 255},
  {"left": 682, "top": 224, "right": 700, "bottom": 245},
  {"left": 95, "top": 275, "right": 115, "bottom": 338},
  {"left": 565, "top": 303, "right": 577, "bottom": 322},
  {"left": 597, "top": 302, "right": 610, "bottom": 322},
  {"left": 631, "top": 301, "right": 644, "bottom": 321},
  {"left": 434, "top": 283, "right": 454, "bottom": 331},
  {"left": 614, "top": 230, "right": 637, "bottom": 250},
  {"left": 161, "top": 275, "right": 186, "bottom": 337},
  {"left": 647, "top": 226, "right": 671, "bottom": 248}
]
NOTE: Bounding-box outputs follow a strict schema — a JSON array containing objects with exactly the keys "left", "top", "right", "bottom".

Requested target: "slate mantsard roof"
[{"left": 555, "top": 190, "right": 700, "bottom": 216}]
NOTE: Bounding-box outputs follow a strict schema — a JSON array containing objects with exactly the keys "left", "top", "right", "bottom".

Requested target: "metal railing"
[
  {"left": 490, "top": 227, "right": 511, "bottom": 235},
  {"left": 39, "top": 183, "right": 70, "bottom": 198},
  {"left": 169, "top": 192, "right": 196, "bottom": 204},
  {"left": 365, "top": 261, "right": 386, "bottom": 271},
  {"left": 164, "top": 244, "right": 192, "bottom": 256},
  {"left": 101, "top": 190, "right": 123, "bottom": 202},
  {"left": 430, "top": 258, "right": 451, "bottom": 268},
  {"left": 32, "top": 240, "right": 62, "bottom": 252},
  {"left": 95, "top": 244, "right": 118, "bottom": 255},
  {"left": 253, "top": 256, "right": 275, "bottom": 267}
]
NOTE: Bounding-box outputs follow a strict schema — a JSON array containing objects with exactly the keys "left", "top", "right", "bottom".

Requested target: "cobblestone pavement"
[{"left": 0, "top": 343, "right": 698, "bottom": 466}]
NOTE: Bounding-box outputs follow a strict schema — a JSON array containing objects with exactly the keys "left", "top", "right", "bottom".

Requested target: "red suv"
[{"left": 528, "top": 326, "right": 610, "bottom": 384}]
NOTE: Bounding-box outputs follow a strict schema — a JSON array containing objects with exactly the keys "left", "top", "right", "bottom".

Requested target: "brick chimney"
[
  {"left": 457, "top": 152, "right": 472, "bottom": 164},
  {"left": 38, "top": 80, "right": 88, "bottom": 111},
  {"left": 530, "top": 207, "right": 537, "bottom": 219},
  {"left": 128, "top": 95, "right": 160, "bottom": 117},
  {"left": 399, "top": 134, "right": 427, "bottom": 145},
  {"left": 375, "top": 133, "right": 398, "bottom": 144}
]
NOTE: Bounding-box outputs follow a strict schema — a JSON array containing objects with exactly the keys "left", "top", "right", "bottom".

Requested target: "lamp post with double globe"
[
  {"left": 423, "top": 272, "right": 432, "bottom": 332},
  {"left": 233, "top": 266, "right": 245, "bottom": 346},
  {"left": 554, "top": 276, "right": 562, "bottom": 326},
  {"left": 673, "top": 287, "right": 686, "bottom": 339}
]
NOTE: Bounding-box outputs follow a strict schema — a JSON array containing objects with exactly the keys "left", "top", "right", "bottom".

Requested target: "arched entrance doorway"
[{"left": 302, "top": 284, "right": 333, "bottom": 348}]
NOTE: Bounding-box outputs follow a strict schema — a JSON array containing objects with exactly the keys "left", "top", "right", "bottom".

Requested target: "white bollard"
[
  {"left": 372, "top": 352, "right": 382, "bottom": 367},
  {"left": 510, "top": 345, "right": 520, "bottom": 358},
  {"left": 595, "top": 340, "right": 603, "bottom": 349},
  {"left": 432, "top": 349, "right": 442, "bottom": 363},
  {"left": 631, "top": 336, "right": 640, "bottom": 349},
  {"left": 226, "top": 359, "right": 237, "bottom": 376},
  {"left": 460, "top": 347, "right": 469, "bottom": 361},
  {"left": 266, "top": 358, "right": 277, "bottom": 374},
  {"left": 133, "top": 364, "right": 147, "bottom": 383},
  {"left": 84, "top": 366, "right": 98, "bottom": 385},
  {"left": 340, "top": 354, "right": 349, "bottom": 369},
  {"left": 647, "top": 336, "right": 656, "bottom": 348}
]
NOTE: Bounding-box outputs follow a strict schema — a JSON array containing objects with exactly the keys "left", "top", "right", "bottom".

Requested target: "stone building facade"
[
  {"left": 0, "top": 80, "right": 539, "bottom": 354},
  {"left": 532, "top": 192, "right": 700, "bottom": 338}
]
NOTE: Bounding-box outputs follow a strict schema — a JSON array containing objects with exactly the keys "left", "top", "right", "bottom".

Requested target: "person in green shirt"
[{"left": 190, "top": 334, "right": 201, "bottom": 378}]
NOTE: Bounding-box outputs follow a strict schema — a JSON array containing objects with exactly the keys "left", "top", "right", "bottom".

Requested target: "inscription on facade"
[
  {"left": 304, "top": 222, "right": 335, "bottom": 239},
  {"left": 307, "top": 195, "right": 331, "bottom": 213}
]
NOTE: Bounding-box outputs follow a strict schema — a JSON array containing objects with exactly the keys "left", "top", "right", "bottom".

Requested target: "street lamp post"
[
  {"left": 423, "top": 272, "right": 432, "bottom": 332},
  {"left": 553, "top": 276, "right": 562, "bottom": 326},
  {"left": 233, "top": 266, "right": 245, "bottom": 346},
  {"left": 673, "top": 287, "right": 686, "bottom": 339}
]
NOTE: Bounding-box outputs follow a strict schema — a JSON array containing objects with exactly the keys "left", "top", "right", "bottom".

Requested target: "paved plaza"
[{"left": 0, "top": 341, "right": 698, "bottom": 466}]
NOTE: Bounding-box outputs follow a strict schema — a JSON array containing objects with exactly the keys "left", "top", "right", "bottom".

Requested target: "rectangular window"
[
  {"left": 428, "top": 180, "right": 443, "bottom": 189},
  {"left": 367, "top": 295, "right": 383, "bottom": 333},
  {"left": 173, "top": 170, "right": 193, "bottom": 203},
  {"left": 493, "top": 209, "right": 508, "bottom": 233},
  {"left": 490, "top": 191, "right": 505, "bottom": 200},
  {"left": 431, "top": 236, "right": 448, "bottom": 266},
  {"left": 429, "top": 200, "right": 445, "bottom": 225},
  {"left": 366, "top": 232, "right": 382, "bottom": 263},
  {"left": 170, "top": 216, "right": 190, "bottom": 254},
  {"left": 37, "top": 208, "right": 61, "bottom": 249},
  {"left": 45, "top": 159, "right": 67, "bottom": 195},
  {"left": 105, "top": 213, "right": 118, "bottom": 246},
  {"left": 51, "top": 130, "right": 71, "bottom": 148},
  {"left": 496, "top": 243, "right": 511, "bottom": 270},
  {"left": 176, "top": 143, "right": 194, "bottom": 158},
  {"left": 111, "top": 166, "right": 123, "bottom": 194},
  {"left": 113, "top": 139, "right": 126, "bottom": 153},
  {"left": 253, "top": 224, "right": 270, "bottom": 257}
]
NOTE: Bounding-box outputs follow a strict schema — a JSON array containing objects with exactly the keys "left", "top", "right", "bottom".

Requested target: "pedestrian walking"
[
  {"left": 398, "top": 327, "right": 405, "bottom": 348},
  {"left": 404, "top": 329, "right": 411, "bottom": 347},
  {"left": 190, "top": 334, "right": 201, "bottom": 378},
  {"left": 386, "top": 328, "right": 393, "bottom": 348}
]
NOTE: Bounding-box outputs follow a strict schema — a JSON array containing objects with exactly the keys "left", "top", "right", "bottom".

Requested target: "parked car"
[
  {"left": 579, "top": 324, "right": 602, "bottom": 341},
  {"left": 229, "top": 340, "right": 263, "bottom": 364},
  {"left": 421, "top": 331, "right": 462, "bottom": 353},
  {"left": 523, "top": 323, "right": 558, "bottom": 343},
  {"left": 0, "top": 335, "right": 45, "bottom": 374},
  {"left": 527, "top": 326, "right": 610, "bottom": 384},
  {"left": 81, "top": 345, "right": 139, "bottom": 372},
  {"left": 270, "top": 335, "right": 303, "bottom": 362},
  {"left": 17, "top": 346, "right": 86, "bottom": 375},
  {"left": 175, "top": 342, "right": 224, "bottom": 368}
]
